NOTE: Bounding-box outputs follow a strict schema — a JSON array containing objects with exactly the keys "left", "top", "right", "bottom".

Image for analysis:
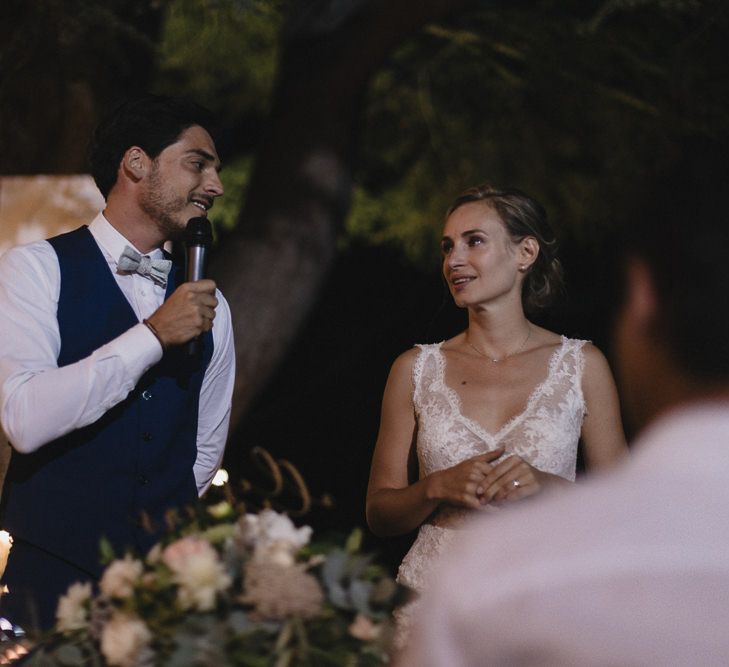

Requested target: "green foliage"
[
  {"left": 212, "top": 155, "right": 254, "bottom": 236},
  {"left": 151, "top": 0, "right": 729, "bottom": 271},
  {"left": 345, "top": 0, "right": 729, "bottom": 267},
  {"left": 156, "top": 0, "right": 286, "bottom": 125}
]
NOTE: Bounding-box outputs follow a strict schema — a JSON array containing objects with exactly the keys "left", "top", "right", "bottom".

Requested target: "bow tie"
[{"left": 117, "top": 246, "right": 172, "bottom": 286}]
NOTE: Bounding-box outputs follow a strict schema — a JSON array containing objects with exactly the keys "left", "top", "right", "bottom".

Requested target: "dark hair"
[
  {"left": 88, "top": 94, "right": 218, "bottom": 199},
  {"left": 446, "top": 184, "right": 564, "bottom": 313},
  {"left": 622, "top": 136, "right": 729, "bottom": 381}
]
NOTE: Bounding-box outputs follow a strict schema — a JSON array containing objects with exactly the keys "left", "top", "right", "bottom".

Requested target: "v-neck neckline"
[{"left": 436, "top": 336, "right": 568, "bottom": 443}]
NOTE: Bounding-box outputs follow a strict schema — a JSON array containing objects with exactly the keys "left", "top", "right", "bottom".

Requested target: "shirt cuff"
[{"left": 111, "top": 322, "right": 165, "bottom": 379}]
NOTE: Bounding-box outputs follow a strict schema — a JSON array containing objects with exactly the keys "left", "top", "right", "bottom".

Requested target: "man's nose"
[{"left": 205, "top": 171, "right": 224, "bottom": 197}]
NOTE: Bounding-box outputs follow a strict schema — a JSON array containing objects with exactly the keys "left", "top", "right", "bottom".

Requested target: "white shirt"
[
  {"left": 0, "top": 213, "right": 235, "bottom": 494},
  {"left": 399, "top": 401, "right": 729, "bottom": 667}
]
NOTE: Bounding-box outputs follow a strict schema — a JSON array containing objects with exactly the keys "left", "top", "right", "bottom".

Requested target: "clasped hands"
[
  {"left": 427, "top": 447, "right": 546, "bottom": 510},
  {"left": 144, "top": 279, "right": 218, "bottom": 349}
]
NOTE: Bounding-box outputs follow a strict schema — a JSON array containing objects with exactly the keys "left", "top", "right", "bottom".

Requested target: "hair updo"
[{"left": 446, "top": 183, "right": 565, "bottom": 313}]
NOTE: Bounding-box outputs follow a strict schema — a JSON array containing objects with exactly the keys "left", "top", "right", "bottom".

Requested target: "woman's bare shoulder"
[
  {"left": 527, "top": 325, "right": 563, "bottom": 352},
  {"left": 389, "top": 345, "right": 427, "bottom": 378},
  {"left": 440, "top": 331, "right": 467, "bottom": 353},
  {"left": 580, "top": 340, "right": 615, "bottom": 376}
]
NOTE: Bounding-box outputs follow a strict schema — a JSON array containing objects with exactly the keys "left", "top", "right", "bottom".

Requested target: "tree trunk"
[{"left": 215, "top": 0, "right": 476, "bottom": 428}]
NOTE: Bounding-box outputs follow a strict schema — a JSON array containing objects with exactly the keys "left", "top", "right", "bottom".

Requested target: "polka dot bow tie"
[{"left": 117, "top": 246, "right": 172, "bottom": 287}]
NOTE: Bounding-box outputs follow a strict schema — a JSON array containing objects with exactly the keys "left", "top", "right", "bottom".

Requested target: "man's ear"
[
  {"left": 623, "top": 259, "right": 659, "bottom": 332},
  {"left": 121, "top": 146, "right": 149, "bottom": 182},
  {"left": 518, "top": 237, "right": 539, "bottom": 271}
]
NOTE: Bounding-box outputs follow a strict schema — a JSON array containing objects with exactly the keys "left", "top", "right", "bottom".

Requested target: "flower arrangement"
[{"left": 24, "top": 497, "right": 400, "bottom": 666}]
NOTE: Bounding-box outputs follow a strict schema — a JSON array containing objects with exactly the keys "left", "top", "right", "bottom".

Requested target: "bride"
[{"left": 366, "top": 183, "right": 627, "bottom": 641}]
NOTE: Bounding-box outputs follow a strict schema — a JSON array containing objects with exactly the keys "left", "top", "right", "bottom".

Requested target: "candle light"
[{"left": 0, "top": 530, "right": 13, "bottom": 582}]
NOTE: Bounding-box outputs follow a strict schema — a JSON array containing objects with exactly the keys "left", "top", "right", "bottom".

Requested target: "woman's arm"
[{"left": 366, "top": 350, "right": 502, "bottom": 537}]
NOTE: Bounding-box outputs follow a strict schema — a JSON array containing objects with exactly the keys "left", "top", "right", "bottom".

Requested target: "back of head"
[
  {"left": 624, "top": 136, "right": 729, "bottom": 382},
  {"left": 88, "top": 94, "right": 218, "bottom": 200}
]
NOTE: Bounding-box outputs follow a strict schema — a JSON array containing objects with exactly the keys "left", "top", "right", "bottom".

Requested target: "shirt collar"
[{"left": 88, "top": 213, "right": 166, "bottom": 266}]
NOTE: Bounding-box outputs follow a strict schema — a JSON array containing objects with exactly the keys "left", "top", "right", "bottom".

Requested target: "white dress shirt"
[
  {"left": 399, "top": 401, "right": 729, "bottom": 667},
  {"left": 0, "top": 213, "right": 235, "bottom": 494}
]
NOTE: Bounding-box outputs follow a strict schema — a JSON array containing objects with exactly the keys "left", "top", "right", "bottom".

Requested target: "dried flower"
[
  {"left": 56, "top": 581, "right": 92, "bottom": 633},
  {"left": 162, "top": 536, "right": 231, "bottom": 611},
  {"left": 100, "top": 612, "right": 152, "bottom": 667},
  {"left": 242, "top": 561, "right": 324, "bottom": 620},
  {"left": 99, "top": 555, "right": 143, "bottom": 599},
  {"left": 349, "top": 613, "right": 382, "bottom": 641}
]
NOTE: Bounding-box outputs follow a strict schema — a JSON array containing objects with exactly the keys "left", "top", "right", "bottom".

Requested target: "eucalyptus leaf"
[
  {"left": 165, "top": 635, "right": 198, "bottom": 667},
  {"left": 228, "top": 610, "right": 254, "bottom": 633},
  {"left": 97, "top": 536, "right": 116, "bottom": 565},
  {"left": 54, "top": 643, "right": 84, "bottom": 666},
  {"left": 347, "top": 553, "right": 374, "bottom": 579},
  {"left": 344, "top": 528, "right": 362, "bottom": 554},
  {"left": 349, "top": 579, "right": 374, "bottom": 615},
  {"left": 322, "top": 549, "right": 347, "bottom": 585},
  {"left": 22, "top": 648, "right": 56, "bottom": 666}
]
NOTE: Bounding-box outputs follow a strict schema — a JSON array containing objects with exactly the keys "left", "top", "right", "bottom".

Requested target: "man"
[
  {"left": 398, "top": 138, "right": 729, "bottom": 666},
  {"left": 0, "top": 95, "right": 235, "bottom": 630}
]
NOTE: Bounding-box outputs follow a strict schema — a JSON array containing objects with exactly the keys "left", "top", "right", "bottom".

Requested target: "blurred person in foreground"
[
  {"left": 367, "top": 184, "right": 627, "bottom": 644},
  {"left": 397, "top": 138, "right": 729, "bottom": 666},
  {"left": 0, "top": 95, "right": 235, "bottom": 630}
]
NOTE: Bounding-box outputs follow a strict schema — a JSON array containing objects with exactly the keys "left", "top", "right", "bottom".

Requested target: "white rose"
[
  {"left": 55, "top": 581, "right": 92, "bottom": 633},
  {"left": 99, "top": 555, "right": 143, "bottom": 599},
  {"left": 257, "top": 510, "right": 312, "bottom": 551},
  {"left": 163, "top": 537, "right": 231, "bottom": 611},
  {"left": 100, "top": 613, "right": 152, "bottom": 667},
  {"left": 236, "top": 511, "right": 312, "bottom": 567}
]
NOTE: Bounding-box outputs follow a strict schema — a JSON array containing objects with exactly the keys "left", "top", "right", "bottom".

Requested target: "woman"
[{"left": 366, "top": 184, "right": 627, "bottom": 639}]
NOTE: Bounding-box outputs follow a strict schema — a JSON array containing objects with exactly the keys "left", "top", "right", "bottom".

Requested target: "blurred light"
[{"left": 212, "top": 468, "right": 229, "bottom": 487}]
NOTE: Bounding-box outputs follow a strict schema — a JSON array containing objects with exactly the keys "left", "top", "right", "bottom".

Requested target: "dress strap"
[
  {"left": 411, "top": 343, "right": 443, "bottom": 407},
  {"left": 563, "top": 338, "right": 589, "bottom": 414}
]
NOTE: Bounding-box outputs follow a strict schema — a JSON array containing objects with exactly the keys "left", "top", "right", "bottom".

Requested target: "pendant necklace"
[{"left": 466, "top": 324, "right": 532, "bottom": 363}]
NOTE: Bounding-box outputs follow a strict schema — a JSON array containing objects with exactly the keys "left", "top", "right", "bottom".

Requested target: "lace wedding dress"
[{"left": 394, "top": 336, "right": 587, "bottom": 642}]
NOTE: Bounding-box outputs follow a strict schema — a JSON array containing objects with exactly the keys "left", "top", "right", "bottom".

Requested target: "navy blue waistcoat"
[{"left": 0, "top": 226, "right": 213, "bottom": 577}]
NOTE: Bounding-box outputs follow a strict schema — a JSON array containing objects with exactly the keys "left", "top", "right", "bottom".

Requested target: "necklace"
[{"left": 466, "top": 325, "right": 532, "bottom": 363}]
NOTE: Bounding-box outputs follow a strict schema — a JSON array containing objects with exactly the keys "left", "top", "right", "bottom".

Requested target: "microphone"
[{"left": 185, "top": 216, "right": 213, "bottom": 356}]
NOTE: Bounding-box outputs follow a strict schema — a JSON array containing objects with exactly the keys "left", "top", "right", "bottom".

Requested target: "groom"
[
  {"left": 398, "top": 136, "right": 729, "bottom": 665},
  {"left": 0, "top": 95, "right": 235, "bottom": 630}
]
